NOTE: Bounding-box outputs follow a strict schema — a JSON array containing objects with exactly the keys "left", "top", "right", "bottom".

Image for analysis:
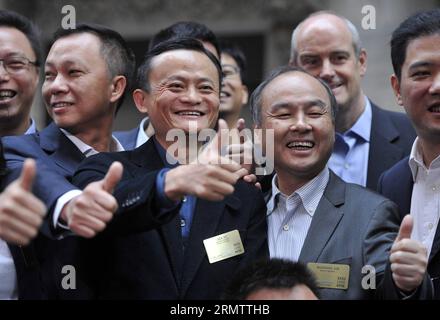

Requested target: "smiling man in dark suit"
[
  {"left": 378, "top": 8, "right": 440, "bottom": 299},
  {"left": 252, "top": 65, "right": 430, "bottom": 299},
  {"left": 289, "top": 11, "right": 416, "bottom": 190},
  {"left": 72, "top": 38, "right": 268, "bottom": 299}
]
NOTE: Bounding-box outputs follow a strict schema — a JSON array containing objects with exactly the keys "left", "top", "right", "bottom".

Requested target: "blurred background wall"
[{"left": 1, "top": 0, "right": 438, "bottom": 131}]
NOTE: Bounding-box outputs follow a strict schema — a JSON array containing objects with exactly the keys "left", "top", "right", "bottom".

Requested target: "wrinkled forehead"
[
  {"left": 263, "top": 71, "right": 331, "bottom": 105},
  {"left": 0, "top": 26, "right": 36, "bottom": 59},
  {"left": 48, "top": 33, "right": 101, "bottom": 58},
  {"left": 150, "top": 49, "right": 220, "bottom": 82}
]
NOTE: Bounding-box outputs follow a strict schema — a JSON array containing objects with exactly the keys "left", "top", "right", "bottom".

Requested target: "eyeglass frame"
[
  {"left": 0, "top": 55, "right": 39, "bottom": 75},
  {"left": 221, "top": 64, "right": 241, "bottom": 79}
]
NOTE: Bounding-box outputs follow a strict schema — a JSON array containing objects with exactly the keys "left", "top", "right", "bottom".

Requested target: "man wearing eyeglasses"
[
  {"left": 219, "top": 42, "right": 249, "bottom": 130},
  {"left": 0, "top": 10, "right": 46, "bottom": 300},
  {"left": 0, "top": 10, "right": 40, "bottom": 138}
]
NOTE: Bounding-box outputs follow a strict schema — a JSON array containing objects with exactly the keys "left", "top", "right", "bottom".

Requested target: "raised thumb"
[
  {"left": 396, "top": 214, "right": 413, "bottom": 242},
  {"left": 101, "top": 161, "right": 123, "bottom": 193}
]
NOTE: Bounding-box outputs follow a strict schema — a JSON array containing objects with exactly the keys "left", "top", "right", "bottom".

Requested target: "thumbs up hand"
[
  {"left": 62, "top": 161, "right": 123, "bottom": 238},
  {"left": 0, "top": 159, "right": 47, "bottom": 245},
  {"left": 165, "top": 120, "right": 247, "bottom": 202},
  {"left": 390, "top": 215, "right": 428, "bottom": 292}
]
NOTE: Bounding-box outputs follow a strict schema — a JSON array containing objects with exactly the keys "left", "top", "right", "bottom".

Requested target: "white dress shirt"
[
  {"left": 408, "top": 138, "right": 440, "bottom": 258},
  {"left": 267, "top": 167, "right": 329, "bottom": 261}
]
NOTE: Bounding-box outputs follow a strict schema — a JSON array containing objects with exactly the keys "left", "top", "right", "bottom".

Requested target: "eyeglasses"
[
  {"left": 0, "top": 56, "right": 38, "bottom": 75},
  {"left": 222, "top": 64, "right": 240, "bottom": 79}
]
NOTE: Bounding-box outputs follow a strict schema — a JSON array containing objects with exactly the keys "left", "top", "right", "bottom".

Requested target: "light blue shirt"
[
  {"left": 267, "top": 167, "right": 329, "bottom": 262},
  {"left": 25, "top": 118, "right": 37, "bottom": 135},
  {"left": 328, "top": 97, "right": 372, "bottom": 187}
]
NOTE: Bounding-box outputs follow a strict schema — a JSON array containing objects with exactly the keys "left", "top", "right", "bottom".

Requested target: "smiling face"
[
  {"left": 391, "top": 34, "right": 440, "bottom": 146},
  {"left": 257, "top": 71, "right": 334, "bottom": 191},
  {"left": 136, "top": 49, "right": 220, "bottom": 148},
  {"left": 294, "top": 14, "right": 366, "bottom": 115},
  {"left": 0, "top": 27, "right": 39, "bottom": 132},
  {"left": 42, "top": 32, "right": 116, "bottom": 134},
  {"left": 219, "top": 53, "right": 248, "bottom": 116}
]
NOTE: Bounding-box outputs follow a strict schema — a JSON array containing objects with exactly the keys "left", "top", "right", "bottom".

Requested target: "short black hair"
[
  {"left": 0, "top": 10, "right": 42, "bottom": 66},
  {"left": 51, "top": 23, "right": 136, "bottom": 112},
  {"left": 391, "top": 8, "right": 440, "bottom": 80},
  {"left": 223, "top": 259, "right": 319, "bottom": 300},
  {"left": 250, "top": 65, "right": 337, "bottom": 126},
  {"left": 136, "top": 37, "right": 222, "bottom": 92},
  {"left": 149, "top": 21, "right": 220, "bottom": 57},
  {"left": 220, "top": 41, "right": 247, "bottom": 82}
]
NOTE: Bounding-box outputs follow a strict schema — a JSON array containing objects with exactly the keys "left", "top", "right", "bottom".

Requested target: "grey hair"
[
  {"left": 290, "top": 11, "right": 363, "bottom": 64},
  {"left": 250, "top": 65, "right": 337, "bottom": 126}
]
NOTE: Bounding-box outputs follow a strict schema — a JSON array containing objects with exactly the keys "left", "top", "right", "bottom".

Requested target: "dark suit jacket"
[
  {"left": 1, "top": 123, "right": 80, "bottom": 299},
  {"left": 378, "top": 157, "right": 440, "bottom": 299},
  {"left": 2, "top": 123, "right": 175, "bottom": 299},
  {"left": 72, "top": 138, "right": 268, "bottom": 299},
  {"left": 366, "top": 103, "right": 416, "bottom": 189}
]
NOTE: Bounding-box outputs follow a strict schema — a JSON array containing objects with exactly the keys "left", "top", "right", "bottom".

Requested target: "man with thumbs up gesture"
[
  {"left": 61, "top": 162, "right": 123, "bottom": 239},
  {"left": 72, "top": 38, "right": 267, "bottom": 299}
]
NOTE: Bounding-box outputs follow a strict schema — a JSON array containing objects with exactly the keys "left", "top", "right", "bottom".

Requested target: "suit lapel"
[
  {"left": 179, "top": 195, "right": 241, "bottom": 297},
  {"left": 367, "top": 104, "right": 404, "bottom": 189},
  {"left": 40, "top": 123, "right": 85, "bottom": 174},
  {"left": 299, "top": 172, "right": 345, "bottom": 263}
]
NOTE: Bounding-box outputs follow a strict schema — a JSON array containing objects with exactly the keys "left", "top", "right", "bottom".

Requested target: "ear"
[
  {"left": 133, "top": 89, "right": 150, "bottom": 114},
  {"left": 241, "top": 85, "right": 249, "bottom": 105},
  {"left": 358, "top": 49, "right": 367, "bottom": 77},
  {"left": 391, "top": 74, "right": 404, "bottom": 106},
  {"left": 109, "top": 76, "right": 127, "bottom": 104}
]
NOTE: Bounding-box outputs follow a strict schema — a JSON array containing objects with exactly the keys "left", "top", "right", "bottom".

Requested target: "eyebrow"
[
  {"left": 166, "top": 75, "right": 216, "bottom": 85},
  {"left": 408, "top": 61, "right": 434, "bottom": 71},
  {"left": 44, "top": 59, "right": 88, "bottom": 69},
  {"left": 270, "top": 99, "right": 328, "bottom": 111}
]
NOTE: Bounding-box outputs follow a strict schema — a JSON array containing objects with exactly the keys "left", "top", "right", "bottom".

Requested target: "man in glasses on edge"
[{"left": 0, "top": 9, "right": 40, "bottom": 138}]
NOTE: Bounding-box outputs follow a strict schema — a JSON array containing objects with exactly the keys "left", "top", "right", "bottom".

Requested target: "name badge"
[
  {"left": 307, "top": 263, "right": 350, "bottom": 290},
  {"left": 203, "top": 230, "right": 245, "bottom": 264}
]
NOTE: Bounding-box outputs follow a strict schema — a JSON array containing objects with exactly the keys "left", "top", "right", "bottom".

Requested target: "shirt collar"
[
  {"left": 135, "top": 117, "right": 151, "bottom": 148},
  {"left": 267, "top": 166, "right": 330, "bottom": 217},
  {"left": 409, "top": 137, "right": 440, "bottom": 181},
  {"left": 60, "top": 128, "right": 125, "bottom": 157},
  {"left": 342, "top": 96, "right": 372, "bottom": 142},
  {"left": 24, "top": 118, "right": 37, "bottom": 135}
]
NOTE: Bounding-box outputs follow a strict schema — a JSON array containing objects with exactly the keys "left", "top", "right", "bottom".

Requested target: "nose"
[
  {"left": 180, "top": 86, "right": 202, "bottom": 105},
  {"left": 319, "top": 59, "right": 336, "bottom": 82},
  {"left": 46, "top": 74, "right": 69, "bottom": 96},
  {"left": 429, "top": 71, "right": 440, "bottom": 96},
  {"left": 0, "top": 61, "right": 11, "bottom": 81},
  {"left": 289, "top": 113, "right": 312, "bottom": 133}
]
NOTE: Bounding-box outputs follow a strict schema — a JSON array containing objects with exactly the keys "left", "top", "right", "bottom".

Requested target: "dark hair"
[
  {"left": 0, "top": 10, "right": 42, "bottom": 66},
  {"left": 51, "top": 23, "right": 136, "bottom": 112},
  {"left": 220, "top": 41, "right": 247, "bottom": 82},
  {"left": 391, "top": 8, "right": 440, "bottom": 80},
  {"left": 223, "top": 259, "right": 319, "bottom": 300},
  {"left": 136, "top": 37, "right": 222, "bottom": 92},
  {"left": 250, "top": 65, "right": 337, "bottom": 126},
  {"left": 149, "top": 21, "right": 220, "bottom": 57}
]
